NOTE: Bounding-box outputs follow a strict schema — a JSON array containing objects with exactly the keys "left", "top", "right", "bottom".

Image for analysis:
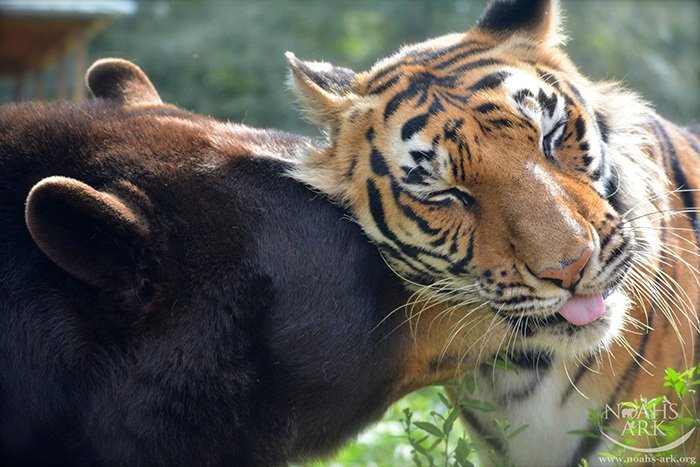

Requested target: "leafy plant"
[
  {"left": 399, "top": 370, "right": 527, "bottom": 467},
  {"left": 570, "top": 363, "right": 700, "bottom": 465}
]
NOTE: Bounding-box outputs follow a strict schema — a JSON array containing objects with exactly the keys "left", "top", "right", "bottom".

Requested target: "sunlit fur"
[{"left": 288, "top": 0, "right": 699, "bottom": 463}]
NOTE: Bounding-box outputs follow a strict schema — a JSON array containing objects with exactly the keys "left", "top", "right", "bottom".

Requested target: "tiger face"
[{"left": 288, "top": 0, "right": 665, "bottom": 359}]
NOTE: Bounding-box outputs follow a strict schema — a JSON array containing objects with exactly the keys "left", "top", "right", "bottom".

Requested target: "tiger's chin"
[{"left": 515, "top": 289, "right": 630, "bottom": 359}]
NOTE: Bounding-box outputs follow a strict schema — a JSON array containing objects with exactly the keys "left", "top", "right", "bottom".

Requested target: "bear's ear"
[
  {"left": 476, "top": 0, "right": 564, "bottom": 46},
  {"left": 285, "top": 52, "right": 357, "bottom": 127},
  {"left": 25, "top": 176, "right": 150, "bottom": 290},
  {"left": 86, "top": 58, "right": 163, "bottom": 106}
]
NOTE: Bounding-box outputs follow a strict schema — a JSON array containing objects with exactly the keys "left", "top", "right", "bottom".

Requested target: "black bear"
[{"left": 0, "top": 60, "right": 480, "bottom": 465}]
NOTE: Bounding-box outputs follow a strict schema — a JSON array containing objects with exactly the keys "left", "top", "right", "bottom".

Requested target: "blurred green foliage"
[
  {"left": 301, "top": 387, "right": 479, "bottom": 467},
  {"left": 2, "top": 1, "right": 697, "bottom": 132},
  {"left": 90, "top": 0, "right": 698, "bottom": 134}
]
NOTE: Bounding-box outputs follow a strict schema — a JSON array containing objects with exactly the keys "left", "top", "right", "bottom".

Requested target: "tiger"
[{"left": 285, "top": 0, "right": 700, "bottom": 464}]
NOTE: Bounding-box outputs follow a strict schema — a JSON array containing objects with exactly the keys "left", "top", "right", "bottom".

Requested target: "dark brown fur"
[{"left": 0, "top": 62, "right": 423, "bottom": 466}]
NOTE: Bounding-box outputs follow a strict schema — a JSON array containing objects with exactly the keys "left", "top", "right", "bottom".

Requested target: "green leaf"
[
  {"left": 437, "top": 392, "right": 451, "bottom": 407},
  {"left": 414, "top": 421, "right": 444, "bottom": 438},
  {"left": 413, "top": 441, "right": 431, "bottom": 457},
  {"left": 427, "top": 437, "right": 443, "bottom": 452},
  {"left": 486, "top": 352, "right": 519, "bottom": 374},
  {"left": 461, "top": 399, "right": 496, "bottom": 412},
  {"left": 507, "top": 424, "right": 529, "bottom": 441},
  {"left": 674, "top": 416, "right": 696, "bottom": 426},
  {"left": 454, "top": 438, "right": 472, "bottom": 462},
  {"left": 443, "top": 407, "right": 461, "bottom": 435}
]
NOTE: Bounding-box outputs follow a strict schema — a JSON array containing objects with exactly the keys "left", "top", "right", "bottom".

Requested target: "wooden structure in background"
[{"left": 0, "top": 0, "right": 136, "bottom": 102}]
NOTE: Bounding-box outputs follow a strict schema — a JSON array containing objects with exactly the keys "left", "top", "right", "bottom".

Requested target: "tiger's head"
[{"left": 287, "top": 0, "right": 665, "bottom": 360}]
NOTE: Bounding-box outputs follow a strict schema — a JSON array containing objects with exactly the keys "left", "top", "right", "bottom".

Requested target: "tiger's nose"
[{"left": 534, "top": 247, "right": 593, "bottom": 290}]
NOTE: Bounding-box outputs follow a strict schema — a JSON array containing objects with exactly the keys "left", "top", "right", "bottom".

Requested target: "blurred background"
[
  {"left": 1, "top": 0, "right": 698, "bottom": 136},
  {"left": 0, "top": 1, "right": 698, "bottom": 465}
]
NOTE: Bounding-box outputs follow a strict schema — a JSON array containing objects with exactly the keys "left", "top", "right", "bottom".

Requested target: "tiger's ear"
[
  {"left": 476, "top": 0, "right": 564, "bottom": 46},
  {"left": 86, "top": 58, "right": 163, "bottom": 106},
  {"left": 25, "top": 176, "right": 151, "bottom": 290},
  {"left": 285, "top": 52, "right": 357, "bottom": 126}
]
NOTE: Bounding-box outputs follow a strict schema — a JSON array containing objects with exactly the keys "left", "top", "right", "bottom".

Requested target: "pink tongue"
[{"left": 559, "top": 294, "right": 605, "bottom": 326}]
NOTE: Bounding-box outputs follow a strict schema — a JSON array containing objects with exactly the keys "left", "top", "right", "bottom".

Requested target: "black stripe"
[
  {"left": 429, "top": 97, "right": 445, "bottom": 114},
  {"left": 389, "top": 178, "right": 442, "bottom": 236},
  {"left": 383, "top": 72, "right": 458, "bottom": 120},
  {"left": 408, "top": 40, "right": 481, "bottom": 63},
  {"left": 449, "top": 230, "right": 475, "bottom": 275},
  {"left": 344, "top": 157, "right": 358, "bottom": 181},
  {"left": 367, "top": 43, "right": 476, "bottom": 89},
  {"left": 370, "top": 148, "right": 389, "bottom": 176},
  {"left": 488, "top": 118, "right": 513, "bottom": 129},
  {"left": 367, "top": 75, "right": 400, "bottom": 95},
  {"left": 566, "top": 81, "right": 590, "bottom": 111},
  {"left": 595, "top": 111, "right": 610, "bottom": 144},
  {"left": 370, "top": 41, "right": 480, "bottom": 98},
  {"left": 401, "top": 113, "right": 430, "bottom": 141},
  {"left": 366, "top": 179, "right": 449, "bottom": 272},
  {"left": 491, "top": 295, "right": 535, "bottom": 307},
  {"left": 468, "top": 71, "right": 510, "bottom": 93},
  {"left": 402, "top": 165, "right": 430, "bottom": 186},
  {"left": 366, "top": 126, "right": 375, "bottom": 142},
  {"left": 603, "top": 167, "right": 623, "bottom": 213},
  {"left": 460, "top": 408, "right": 505, "bottom": 454},
  {"left": 432, "top": 43, "right": 494, "bottom": 70},
  {"left": 681, "top": 128, "right": 700, "bottom": 157},
  {"left": 384, "top": 78, "right": 430, "bottom": 120},
  {"left": 430, "top": 235, "right": 447, "bottom": 248},
  {"left": 443, "top": 118, "right": 465, "bottom": 142},
  {"left": 574, "top": 116, "right": 586, "bottom": 141},
  {"left": 474, "top": 103, "right": 501, "bottom": 114},
  {"left": 367, "top": 178, "right": 396, "bottom": 244},
  {"left": 367, "top": 65, "right": 402, "bottom": 89},
  {"left": 652, "top": 120, "right": 700, "bottom": 245},
  {"left": 375, "top": 242, "right": 434, "bottom": 284},
  {"left": 457, "top": 147, "right": 468, "bottom": 180},
  {"left": 448, "top": 57, "right": 504, "bottom": 74},
  {"left": 442, "top": 92, "right": 470, "bottom": 108},
  {"left": 536, "top": 68, "right": 561, "bottom": 90},
  {"left": 419, "top": 40, "right": 489, "bottom": 69},
  {"left": 605, "top": 236, "right": 632, "bottom": 267},
  {"left": 599, "top": 223, "right": 622, "bottom": 255},
  {"left": 510, "top": 349, "right": 553, "bottom": 370},
  {"left": 537, "top": 89, "right": 558, "bottom": 118},
  {"left": 448, "top": 225, "right": 461, "bottom": 255},
  {"left": 408, "top": 150, "right": 436, "bottom": 164},
  {"left": 513, "top": 88, "right": 534, "bottom": 104},
  {"left": 518, "top": 117, "right": 538, "bottom": 134},
  {"left": 568, "top": 297, "right": 656, "bottom": 465}
]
